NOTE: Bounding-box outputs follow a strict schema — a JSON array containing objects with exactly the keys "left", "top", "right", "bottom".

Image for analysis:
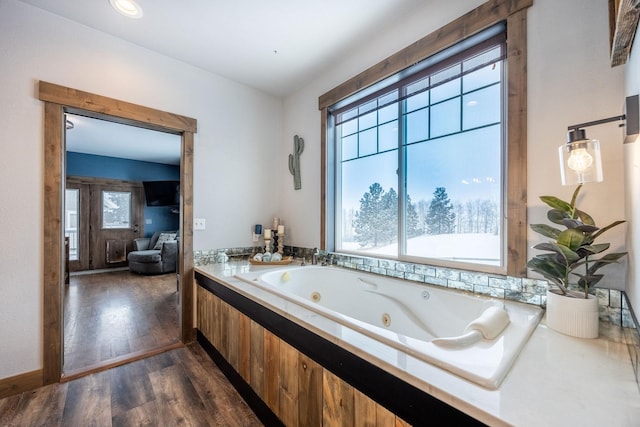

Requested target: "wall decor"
[{"left": 288, "top": 134, "right": 304, "bottom": 190}]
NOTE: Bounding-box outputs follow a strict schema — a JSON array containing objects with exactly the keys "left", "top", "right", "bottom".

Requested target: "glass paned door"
[{"left": 65, "top": 189, "right": 79, "bottom": 261}]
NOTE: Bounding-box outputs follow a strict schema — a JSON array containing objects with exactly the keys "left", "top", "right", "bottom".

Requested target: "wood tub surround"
[{"left": 195, "top": 272, "right": 486, "bottom": 427}]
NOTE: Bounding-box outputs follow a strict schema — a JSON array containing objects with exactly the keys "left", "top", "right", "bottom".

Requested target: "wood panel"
[
  {"left": 227, "top": 306, "right": 240, "bottom": 370},
  {"left": 298, "top": 353, "right": 323, "bottom": 427},
  {"left": 278, "top": 341, "right": 299, "bottom": 427},
  {"left": 238, "top": 313, "right": 251, "bottom": 382},
  {"left": 355, "top": 388, "right": 377, "bottom": 426},
  {"left": 40, "top": 82, "right": 197, "bottom": 385},
  {"left": 219, "top": 301, "right": 230, "bottom": 361},
  {"left": 196, "top": 286, "right": 213, "bottom": 341},
  {"left": 263, "top": 330, "right": 281, "bottom": 415},
  {"left": 212, "top": 294, "right": 222, "bottom": 351},
  {"left": 323, "top": 369, "right": 355, "bottom": 427},
  {"left": 249, "top": 320, "right": 265, "bottom": 396},
  {"left": 376, "top": 404, "right": 397, "bottom": 426}
]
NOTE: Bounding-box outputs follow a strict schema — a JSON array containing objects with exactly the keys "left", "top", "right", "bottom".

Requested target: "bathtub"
[{"left": 235, "top": 265, "right": 543, "bottom": 389}]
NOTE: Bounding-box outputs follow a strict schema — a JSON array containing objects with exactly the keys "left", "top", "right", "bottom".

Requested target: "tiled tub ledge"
[
  {"left": 195, "top": 247, "right": 636, "bottom": 327},
  {"left": 196, "top": 247, "right": 640, "bottom": 387},
  {"left": 195, "top": 261, "right": 640, "bottom": 426}
]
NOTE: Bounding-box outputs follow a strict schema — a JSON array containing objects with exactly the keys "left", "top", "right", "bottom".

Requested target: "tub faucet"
[{"left": 312, "top": 248, "right": 319, "bottom": 265}]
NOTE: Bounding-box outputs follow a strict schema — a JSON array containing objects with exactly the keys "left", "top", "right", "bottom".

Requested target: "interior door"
[{"left": 90, "top": 183, "right": 144, "bottom": 270}]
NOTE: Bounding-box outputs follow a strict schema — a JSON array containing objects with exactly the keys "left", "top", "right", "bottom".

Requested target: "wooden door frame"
[{"left": 40, "top": 81, "right": 197, "bottom": 384}]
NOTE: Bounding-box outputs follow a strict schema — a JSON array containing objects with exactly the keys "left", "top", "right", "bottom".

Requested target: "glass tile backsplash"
[{"left": 194, "top": 246, "right": 636, "bottom": 329}]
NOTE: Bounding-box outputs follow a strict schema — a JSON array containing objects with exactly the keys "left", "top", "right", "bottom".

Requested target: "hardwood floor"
[
  {"left": 0, "top": 344, "right": 263, "bottom": 426},
  {"left": 64, "top": 270, "right": 179, "bottom": 375}
]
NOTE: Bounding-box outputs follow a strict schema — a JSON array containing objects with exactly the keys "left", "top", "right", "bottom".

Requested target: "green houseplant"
[{"left": 527, "top": 184, "right": 626, "bottom": 337}]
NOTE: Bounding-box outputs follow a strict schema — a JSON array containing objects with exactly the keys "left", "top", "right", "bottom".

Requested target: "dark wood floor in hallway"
[
  {"left": 0, "top": 344, "right": 263, "bottom": 426},
  {"left": 64, "top": 270, "right": 179, "bottom": 374}
]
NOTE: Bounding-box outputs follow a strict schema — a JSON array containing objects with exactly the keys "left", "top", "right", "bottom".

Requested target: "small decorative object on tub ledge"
[
  {"left": 527, "top": 184, "right": 626, "bottom": 338},
  {"left": 214, "top": 250, "right": 228, "bottom": 263},
  {"left": 249, "top": 255, "right": 293, "bottom": 265}
]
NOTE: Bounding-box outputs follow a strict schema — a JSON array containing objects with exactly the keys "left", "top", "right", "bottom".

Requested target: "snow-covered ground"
[{"left": 341, "top": 233, "right": 500, "bottom": 265}]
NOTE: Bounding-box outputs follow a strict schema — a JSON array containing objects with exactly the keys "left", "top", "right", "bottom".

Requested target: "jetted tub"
[{"left": 235, "top": 265, "right": 543, "bottom": 389}]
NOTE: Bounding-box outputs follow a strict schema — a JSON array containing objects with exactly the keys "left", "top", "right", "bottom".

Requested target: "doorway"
[{"left": 40, "top": 81, "right": 197, "bottom": 385}]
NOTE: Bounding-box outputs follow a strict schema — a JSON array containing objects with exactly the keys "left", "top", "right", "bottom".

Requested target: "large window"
[{"left": 330, "top": 28, "right": 506, "bottom": 270}]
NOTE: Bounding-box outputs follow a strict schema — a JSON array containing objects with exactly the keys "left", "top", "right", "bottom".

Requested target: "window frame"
[{"left": 319, "top": 0, "right": 530, "bottom": 276}]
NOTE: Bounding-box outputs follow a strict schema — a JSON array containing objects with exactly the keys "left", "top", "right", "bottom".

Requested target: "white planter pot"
[{"left": 546, "top": 289, "right": 600, "bottom": 339}]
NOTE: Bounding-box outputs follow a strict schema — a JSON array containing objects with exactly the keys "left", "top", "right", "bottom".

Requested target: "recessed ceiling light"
[{"left": 109, "top": 0, "right": 143, "bottom": 19}]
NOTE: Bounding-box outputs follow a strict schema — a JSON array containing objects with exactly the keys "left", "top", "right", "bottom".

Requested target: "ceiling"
[
  {"left": 65, "top": 113, "right": 181, "bottom": 165},
  {"left": 22, "top": 0, "right": 426, "bottom": 164},
  {"left": 20, "top": 0, "right": 425, "bottom": 97}
]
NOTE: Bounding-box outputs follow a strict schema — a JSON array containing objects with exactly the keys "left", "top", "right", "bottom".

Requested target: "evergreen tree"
[
  {"left": 353, "top": 183, "right": 398, "bottom": 247},
  {"left": 379, "top": 187, "right": 398, "bottom": 244},
  {"left": 426, "top": 187, "right": 456, "bottom": 234},
  {"left": 406, "top": 194, "right": 421, "bottom": 238}
]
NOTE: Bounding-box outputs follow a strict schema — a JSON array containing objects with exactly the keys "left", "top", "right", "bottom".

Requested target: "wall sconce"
[
  {"left": 559, "top": 115, "right": 626, "bottom": 185},
  {"left": 558, "top": 95, "right": 639, "bottom": 186}
]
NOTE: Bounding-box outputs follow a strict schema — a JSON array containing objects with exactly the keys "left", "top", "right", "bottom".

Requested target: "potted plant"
[{"left": 527, "top": 184, "right": 626, "bottom": 338}]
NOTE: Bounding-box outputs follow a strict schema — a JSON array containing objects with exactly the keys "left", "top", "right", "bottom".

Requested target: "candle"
[
  {"left": 278, "top": 225, "right": 285, "bottom": 234},
  {"left": 264, "top": 229, "right": 271, "bottom": 239}
]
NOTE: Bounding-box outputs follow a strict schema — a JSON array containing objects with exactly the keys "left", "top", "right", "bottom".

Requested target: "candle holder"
[
  {"left": 264, "top": 237, "right": 272, "bottom": 254},
  {"left": 277, "top": 233, "right": 284, "bottom": 254}
]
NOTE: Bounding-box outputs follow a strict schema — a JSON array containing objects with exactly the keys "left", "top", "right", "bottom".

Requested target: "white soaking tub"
[{"left": 235, "top": 265, "right": 542, "bottom": 389}]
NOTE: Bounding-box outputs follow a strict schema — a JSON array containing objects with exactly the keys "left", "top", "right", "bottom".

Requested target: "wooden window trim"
[{"left": 319, "top": 0, "right": 530, "bottom": 277}]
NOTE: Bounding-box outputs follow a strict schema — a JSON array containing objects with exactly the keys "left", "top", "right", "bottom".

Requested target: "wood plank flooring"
[
  {"left": 64, "top": 270, "right": 179, "bottom": 374},
  {"left": 0, "top": 344, "right": 263, "bottom": 426}
]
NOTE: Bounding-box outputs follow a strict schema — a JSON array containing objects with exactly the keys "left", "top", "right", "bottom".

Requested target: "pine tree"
[
  {"left": 406, "top": 194, "right": 421, "bottom": 238},
  {"left": 380, "top": 187, "right": 398, "bottom": 244},
  {"left": 426, "top": 187, "right": 456, "bottom": 234},
  {"left": 353, "top": 183, "right": 398, "bottom": 247}
]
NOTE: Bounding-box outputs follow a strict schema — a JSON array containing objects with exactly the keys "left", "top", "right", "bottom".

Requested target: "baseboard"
[{"left": 0, "top": 369, "right": 43, "bottom": 399}]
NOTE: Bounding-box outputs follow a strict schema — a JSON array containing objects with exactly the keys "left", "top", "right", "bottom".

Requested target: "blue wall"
[{"left": 66, "top": 152, "right": 180, "bottom": 237}]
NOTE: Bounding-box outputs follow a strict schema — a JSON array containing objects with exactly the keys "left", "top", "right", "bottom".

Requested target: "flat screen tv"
[{"left": 143, "top": 180, "right": 179, "bottom": 207}]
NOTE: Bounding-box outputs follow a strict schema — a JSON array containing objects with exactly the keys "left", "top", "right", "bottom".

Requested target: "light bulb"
[
  {"left": 109, "top": 0, "right": 143, "bottom": 18},
  {"left": 567, "top": 148, "right": 593, "bottom": 172}
]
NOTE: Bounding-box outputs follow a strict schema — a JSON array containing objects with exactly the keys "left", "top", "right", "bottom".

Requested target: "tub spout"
[{"left": 312, "top": 248, "right": 319, "bottom": 265}]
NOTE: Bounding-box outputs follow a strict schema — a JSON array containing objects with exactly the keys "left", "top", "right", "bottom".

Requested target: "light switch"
[
  {"left": 145, "top": 218, "right": 153, "bottom": 225},
  {"left": 194, "top": 218, "right": 206, "bottom": 230}
]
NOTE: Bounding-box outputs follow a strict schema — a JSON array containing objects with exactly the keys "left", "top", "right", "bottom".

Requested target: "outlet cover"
[
  {"left": 194, "top": 218, "right": 206, "bottom": 230},
  {"left": 145, "top": 218, "right": 152, "bottom": 225}
]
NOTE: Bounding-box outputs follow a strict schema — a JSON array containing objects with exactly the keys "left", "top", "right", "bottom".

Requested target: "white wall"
[
  {"left": 0, "top": 0, "right": 282, "bottom": 378},
  {"left": 282, "top": 0, "right": 628, "bottom": 287},
  {"left": 624, "top": 29, "right": 640, "bottom": 316}
]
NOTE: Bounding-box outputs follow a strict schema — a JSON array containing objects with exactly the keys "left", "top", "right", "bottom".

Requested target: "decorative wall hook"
[{"left": 288, "top": 134, "right": 304, "bottom": 190}]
